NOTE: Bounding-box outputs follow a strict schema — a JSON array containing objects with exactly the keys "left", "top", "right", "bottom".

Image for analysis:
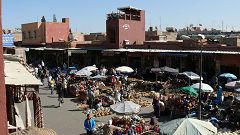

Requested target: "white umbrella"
[
  {"left": 81, "top": 65, "right": 98, "bottom": 72},
  {"left": 191, "top": 83, "right": 214, "bottom": 92},
  {"left": 116, "top": 66, "right": 134, "bottom": 73},
  {"left": 110, "top": 101, "right": 141, "bottom": 114},
  {"left": 225, "top": 81, "right": 240, "bottom": 89},
  {"left": 90, "top": 75, "right": 107, "bottom": 80},
  {"left": 180, "top": 71, "right": 203, "bottom": 80},
  {"left": 75, "top": 69, "right": 92, "bottom": 76},
  {"left": 159, "top": 118, "right": 217, "bottom": 135}
]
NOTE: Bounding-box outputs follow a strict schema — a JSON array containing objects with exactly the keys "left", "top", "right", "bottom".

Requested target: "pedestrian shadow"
[
  {"left": 47, "top": 95, "right": 58, "bottom": 98},
  {"left": 42, "top": 105, "right": 59, "bottom": 108},
  {"left": 38, "top": 92, "right": 50, "bottom": 95},
  {"left": 70, "top": 98, "right": 81, "bottom": 103},
  {"left": 68, "top": 109, "right": 81, "bottom": 112}
]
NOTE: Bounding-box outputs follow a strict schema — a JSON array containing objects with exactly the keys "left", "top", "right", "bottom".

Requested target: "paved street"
[{"left": 37, "top": 85, "right": 159, "bottom": 135}]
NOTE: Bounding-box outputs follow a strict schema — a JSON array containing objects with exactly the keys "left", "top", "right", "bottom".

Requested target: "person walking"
[
  {"left": 56, "top": 75, "right": 64, "bottom": 107},
  {"left": 84, "top": 114, "right": 96, "bottom": 135},
  {"left": 49, "top": 78, "right": 55, "bottom": 95}
]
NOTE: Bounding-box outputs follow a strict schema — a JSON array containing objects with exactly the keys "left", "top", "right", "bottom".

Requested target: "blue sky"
[{"left": 3, "top": 0, "right": 240, "bottom": 33}]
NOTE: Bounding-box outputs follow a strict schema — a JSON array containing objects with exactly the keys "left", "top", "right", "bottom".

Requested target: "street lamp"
[{"left": 197, "top": 34, "right": 205, "bottom": 120}]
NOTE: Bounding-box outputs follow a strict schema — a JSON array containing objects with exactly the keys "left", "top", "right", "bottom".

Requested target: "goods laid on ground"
[
  {"left": 216, "top": 129, "right": 240, "bottom": 135},
  {"left": 76, "top": 103, "right": 89, "bottom": 110},
  {"left": 132, "top": 91, "right": 154, "bottom": 98},
  {"left": 112, "top": 116, "right": 132, "bottom": 127},
  {"left": 128, "top": 98, "right": 152, "bottom": 107},
  {"left": 92, "top": 107, "right": 113, "bottom": 117},
  {"left": 69, "top": 84, "right": 80, "bottom": 97}
]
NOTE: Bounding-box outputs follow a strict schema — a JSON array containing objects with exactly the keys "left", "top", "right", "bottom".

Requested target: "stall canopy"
[
  {"left": 191, "top": 83, "right": 214, "bottom": 93},
  {"left": 160, "top": 66, "right": 179, "bottom": 74},
  {"left": 110, "top": 101, "right": 141, "bottom": 114},
  {"left": 180, "top": 71, "right": 203, "bottom": 80},
  {"left": 225, "top": 80, "right": 240, "bottom": 89},
  {"left": 80, "top": 65, "right": 98, "bottom": 72},
  {"left": 4, "top": 61, "right": 42, "bottom": 86},
  {"left": 179, "top": 86, "right": 198, "bottom": 97},
  {"left": 116, "top": 66, "right": 134, "bottom": 73},
  {"left": 159, "top": 118, "right": 217, "bottom": 135},
  {"left": 75, "top": 69, "right": 92, "bottom": 77},
  {"left": 219, "top": 73, "right": 237, "bottom": 80}
]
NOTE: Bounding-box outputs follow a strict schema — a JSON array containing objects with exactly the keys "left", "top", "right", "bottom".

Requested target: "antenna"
[
  {"left": 53, "top": 14, "right": 57, "bottom": 22},
  {"left": 221, "top": 20, "right": 224, "bottom": 32},
  {"left": 159, "top": 16, "right": 162, "bottom": 32}
]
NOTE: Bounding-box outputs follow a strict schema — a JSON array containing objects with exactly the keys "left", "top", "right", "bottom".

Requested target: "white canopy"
[
  {"left": 159, "top": 118, "right": 217, "bottom": 135},
  {"left": 225, "top": 81, "right": 240, "bottom": 89},
  {"left": 80, "top": 65, "right": 98, "bottom": 72},
  {"left": 75, "top": 69, "right": 92, "bottom": 77},
  {"left": 180, "top": 71, "right": 203, "bottom": 80},
  {"left": 191, "top": 83, "right": 214, "bottom": 92},
  {"left": 4, "top": 61, "right": 42, "bottom": 85},
  {"left": 116, "top": 66, "right": 134, "bottom": 73},
  {"left": 110, "top": 101, "right": 140, "bottom": 114}
]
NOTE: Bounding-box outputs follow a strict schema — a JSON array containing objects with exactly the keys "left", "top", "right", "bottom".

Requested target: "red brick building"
[
  {"left": 106, "top": 6, "right": 145, "bottom": 48},
  {"left": 22, "top": 18, "right": 69, "bottom": 45}
]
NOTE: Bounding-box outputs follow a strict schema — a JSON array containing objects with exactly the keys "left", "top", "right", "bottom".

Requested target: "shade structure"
[
  {"left": 219, "top": 73, "right": 237, "bottom": 80},
  {"left": 179, "top": 86, "right": 198, "bottom": 97},
  {"left": 235, "top": 96, "right": 240, "bottom": 103},
  {"left": 75, "top": 69, "right": 92, "bottom": 77},
  {"left": 235, "top": 88, "right": 240, "bottom": 93},
  {"left": 9, "top": 127, "right": 57, "bottom": 135},
  {"left": 191, "top": 83, "right": 214, "bottom": 93},
  {"left": 116, "top": 66, "right": 134, "bottom": 73},
  {"left": 225, "top": 81, "right": 240, "bottom": 89},
  {"left": 90, "top": 75, "right": 107, "bottom": 80},
  {"left": 159, "top": 118, "right": 217, "bottom": 135},
  {"left": 180, "top": 71, "right": 203, "bottom": 80},
  {"left": 160, "top": 66, "right": 179, "bottom": 74},
  {"left": 110, "top": 101, "right": 141, "bottom": 114},
  {"left": 80, "top": 65, "right": 98, "bottom": 72}
]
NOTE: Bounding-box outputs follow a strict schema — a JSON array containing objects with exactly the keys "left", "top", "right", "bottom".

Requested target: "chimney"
[
  {"left": 149, "top": 26, "right": 153, "bottom": 31},
  {"left": 62, "top": 18, "right": 69, "bottom": 23}
]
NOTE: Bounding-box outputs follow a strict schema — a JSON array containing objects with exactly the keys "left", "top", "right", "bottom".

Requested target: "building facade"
[
  {"left": 0, "top": 0, "right": 9, "bottom": 133},
  {"left": 106, "top": 6, "right": 145, "bottom": 48},
  {"left": 22, "top": 18, "right": 69, "bottom": 45}
]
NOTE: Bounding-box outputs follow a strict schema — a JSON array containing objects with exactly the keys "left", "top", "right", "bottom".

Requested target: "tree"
[
  {"left": 53, "top": 14, "right": 57, "bottom": 22},
  {"left": 41, "top": 16, "right": 46, "bottom": 22}
]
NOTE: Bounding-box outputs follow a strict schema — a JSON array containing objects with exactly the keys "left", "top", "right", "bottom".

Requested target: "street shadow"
[
  {"left": 70, "top": 98, "right": 81, "bottom": 103},
  {"left": 47, "top": 96, "right": 58, "bottom": 98},
  {"left": 139, "top": 112, "right": 154, "bottom": 118},
  {"left": 68, "top": 109, "right": 82, "bottom": 112},
  {"left": 42, "top": 105, "right": 59, "bottom": 108},
  {"left": 38, "top": 92, "right": 51, "bottom": 95}
]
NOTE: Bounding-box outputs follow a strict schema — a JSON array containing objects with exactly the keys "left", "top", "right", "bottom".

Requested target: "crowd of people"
[{"left": 22, "top": 60, "right": 240, "bottom": 134}]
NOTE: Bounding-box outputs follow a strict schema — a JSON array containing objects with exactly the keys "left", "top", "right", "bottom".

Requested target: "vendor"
[{"left": 103, "top": 120, "right": 122, "bottom": 135}]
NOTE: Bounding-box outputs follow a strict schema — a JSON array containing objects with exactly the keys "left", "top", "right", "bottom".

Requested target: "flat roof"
[
  {"left": 4, "top": 61, "right": 42, "bottom": 85},
  {"left": 118, "top": 6, "right": 142, "bottom": 11},
  {"left": 102, "top": 48, "right": 240, "bottom": 55}
]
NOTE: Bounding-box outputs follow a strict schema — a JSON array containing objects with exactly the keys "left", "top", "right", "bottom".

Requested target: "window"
[
  {"left": 108, "top": 29, "right": 116, "bottom": 43},
  {"left": 34, "top": 30, "right": 37, "bottom": 39},
  {"left": 22, "top": 32, "right": 26, "bottom": 39},
  {"left": 28, "top": 31, "right": 31, "bottom": 39}
]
